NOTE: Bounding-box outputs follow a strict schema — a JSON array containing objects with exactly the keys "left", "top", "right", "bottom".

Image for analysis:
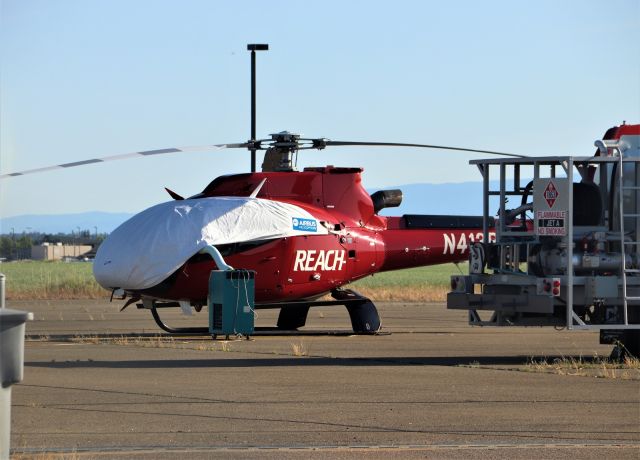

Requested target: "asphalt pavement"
[{"left": 7, "top": 299, "right": 640, "bottom": 459}]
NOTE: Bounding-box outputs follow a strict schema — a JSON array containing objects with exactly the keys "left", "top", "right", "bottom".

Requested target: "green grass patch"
[
  {"left": 350, "top": 263, "right": 466, "bottom": 288},
  {"left": 1, "top": 260, "right": 108, "bottom": 300},
  {"left": 346, "top": 263, "right": 466, "bottom": 301}
]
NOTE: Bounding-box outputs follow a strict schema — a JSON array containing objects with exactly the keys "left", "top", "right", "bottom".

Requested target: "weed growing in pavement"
[
  {"left": 526, "top": 354, "right": 640, "bottom": 379},
  {"left": 12, "top": 445, "right": 80, "bottom": 459},
  {"left": 291, "top": 341, "right": 309, "bottom": 357}
]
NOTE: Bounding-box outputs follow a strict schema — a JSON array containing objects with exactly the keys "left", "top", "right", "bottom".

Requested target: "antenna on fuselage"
[{"left": 247, "top": 43, "right": 269, "bottom": 173}]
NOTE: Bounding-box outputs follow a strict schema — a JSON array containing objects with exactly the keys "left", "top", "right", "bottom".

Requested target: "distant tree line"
[{"left": 0, "top": 230, "right": 106, "bottom": 260}]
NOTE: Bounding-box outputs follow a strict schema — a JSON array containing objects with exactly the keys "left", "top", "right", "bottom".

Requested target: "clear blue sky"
[{"left": 1, "top": 0, "right": 639, "bottom": 221}]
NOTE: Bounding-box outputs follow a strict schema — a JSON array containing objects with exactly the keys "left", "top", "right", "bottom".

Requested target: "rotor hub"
[
  {"left": 270, "top": 131, "right": 301, "bottom": 148},
  {"left": 262, "top": 132, "right": 303, "bottom": 172}
]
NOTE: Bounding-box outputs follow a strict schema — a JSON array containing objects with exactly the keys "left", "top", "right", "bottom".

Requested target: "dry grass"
[
  {"left": 67, "top": 332, "right": 249, "bottom": 354},
  {"left": 12, "top": 451, "right": 80, "bottom": 459},
  {"left": 70, "top": 334, "right": 180, "bottom": 349},
  {"left": 348, "top": 285, "right": 450, "bottom": 302},
  {"left": 194, "top": 341, "right": 217, "bottom": 351},
  {"left": 79, "top": 335, "right": 311, "bottom": 357},
  {"left": 526, "top": 354, "right": 640, "bottom": 380},
  {"left": 113, "top": 335, "right": 178, "bottom": 349},
  {"left": 68, "top": 334, "right": 244, "bottom": 354},
  {"left": 291, "top": 340, "right": 309, "bottom": 356},
  {"left": 70, "top": 335, "right": 101, "bottom": 345}
]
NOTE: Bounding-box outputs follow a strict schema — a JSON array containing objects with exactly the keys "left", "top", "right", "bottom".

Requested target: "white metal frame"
[{"left": 469, "top": 154, "right": 640, "bottom": 331}]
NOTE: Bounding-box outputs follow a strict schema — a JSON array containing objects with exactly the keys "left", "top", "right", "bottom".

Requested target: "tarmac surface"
[{"left": 7, "top": 298, "right": 640, "bottom": 459}]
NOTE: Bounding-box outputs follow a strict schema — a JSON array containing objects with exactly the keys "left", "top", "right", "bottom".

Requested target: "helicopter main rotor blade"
[
  {"left": 0, "top": 143, "right": 249, "bottom": 180},
  {"left": 323, "top": 141, "right": 526, "bottom": 158}
]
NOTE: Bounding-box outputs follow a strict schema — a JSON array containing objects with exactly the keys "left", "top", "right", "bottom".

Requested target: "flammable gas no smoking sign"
[
  {"left": 537, "top": 210, "right": 566, "bottom": 235},
  {"left": 543, "top": 180, "right": 558, "bottom": 208},
  {"left": 537, "top": 179, "right": 566, "bottom": 235}
]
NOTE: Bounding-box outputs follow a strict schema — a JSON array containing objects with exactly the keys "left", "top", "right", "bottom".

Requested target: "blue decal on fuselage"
[{"left": 292, "top": 217, "right": 317, "bottom": 232}]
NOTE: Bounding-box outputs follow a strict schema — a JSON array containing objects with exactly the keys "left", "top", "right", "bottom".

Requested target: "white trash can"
[{"left": 0, "top": 308, "right": 32, "bottom": 460}]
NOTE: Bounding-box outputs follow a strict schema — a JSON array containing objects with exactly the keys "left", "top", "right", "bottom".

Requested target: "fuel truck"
[{"left": 448, "top": 123, "right": 640, "bottom": 358}]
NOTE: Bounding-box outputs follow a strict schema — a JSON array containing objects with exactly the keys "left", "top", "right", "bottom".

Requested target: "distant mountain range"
[{"left": 1, "top": 182, "right": 492, "bottom": 234}]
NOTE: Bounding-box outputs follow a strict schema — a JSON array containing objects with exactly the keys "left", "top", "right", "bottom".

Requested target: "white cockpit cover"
[{"left": 93, "top": 197, "right": 328, "bottom": 290}]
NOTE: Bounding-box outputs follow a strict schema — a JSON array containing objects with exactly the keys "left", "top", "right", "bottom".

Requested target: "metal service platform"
[{"left": 447, "top": 134, "right": 640, "bottom": 355}]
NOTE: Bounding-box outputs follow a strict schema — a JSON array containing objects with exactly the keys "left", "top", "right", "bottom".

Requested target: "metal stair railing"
[{"left": 617, "top": 149, "right": 640, "bottom": 325}]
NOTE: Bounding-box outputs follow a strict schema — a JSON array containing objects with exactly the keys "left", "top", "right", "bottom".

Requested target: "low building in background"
[{"left": 31, "top": 243, "right": 93, "bottom": 261}]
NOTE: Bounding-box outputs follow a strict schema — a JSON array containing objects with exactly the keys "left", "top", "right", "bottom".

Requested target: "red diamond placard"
[{"left": 543, "top": 181, "right": 558, "bottom": 208}]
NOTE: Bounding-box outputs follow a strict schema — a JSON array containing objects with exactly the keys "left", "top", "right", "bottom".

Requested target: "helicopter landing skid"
[
  {"left": 149, "top": 303, "right": 209, "bottom": 335},
  {"left": 332, "top": 288, "right": 382, "bottom": 334},
  {"left": 146, "top": 289, "right": 382, "bottom": 335},
  {"left": 262, "top": 289, "right": 382, "bottom": 334}
]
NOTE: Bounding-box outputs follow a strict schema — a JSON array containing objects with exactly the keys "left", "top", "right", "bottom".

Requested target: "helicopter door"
[{"left": 340, "top": 230, "right": 381, "bottom": 280}]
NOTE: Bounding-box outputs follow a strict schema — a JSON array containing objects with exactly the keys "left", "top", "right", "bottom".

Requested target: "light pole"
[{"left": 247, "top": 43, "right": 269, "bottom": 172}]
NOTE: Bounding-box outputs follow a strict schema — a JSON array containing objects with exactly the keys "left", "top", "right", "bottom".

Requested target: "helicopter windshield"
[{"left": 93, "top": 196, "right": 328, "bottom": 290}]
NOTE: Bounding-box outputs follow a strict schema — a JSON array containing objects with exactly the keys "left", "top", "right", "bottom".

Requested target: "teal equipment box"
[{"left": 208, "top": 270, "right": 255, "bottom": 337}]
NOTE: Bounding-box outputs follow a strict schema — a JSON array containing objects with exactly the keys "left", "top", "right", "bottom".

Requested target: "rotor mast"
[{"left": 247, "top": 43, "right": 269, "bottom": 173}]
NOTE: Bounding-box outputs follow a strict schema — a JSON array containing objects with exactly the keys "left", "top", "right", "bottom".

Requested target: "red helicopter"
[
  {"left": 3, "top": 129, "right": 513, "bottom": 334},
  {"left": 91, "top": 130, "right": 512, "bottom": 334},
  {"left": 2, "top": 45, "right": 521, "bottom": 334}
]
